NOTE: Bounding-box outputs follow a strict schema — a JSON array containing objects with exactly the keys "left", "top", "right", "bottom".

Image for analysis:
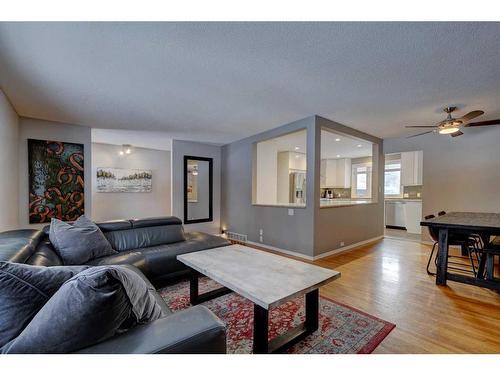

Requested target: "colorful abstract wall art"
[{"left": 28, "top": 139, "right": 85, "bottom": 223}]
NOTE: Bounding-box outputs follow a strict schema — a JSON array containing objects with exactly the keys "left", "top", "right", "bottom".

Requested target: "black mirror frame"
[{"left": 183, "top": 155, "right": 213, "bottom": 224}]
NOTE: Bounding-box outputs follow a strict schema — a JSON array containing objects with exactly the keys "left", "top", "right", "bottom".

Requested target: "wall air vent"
[{"left": 225, "top": 231, "right": 248, "bottom": 244}]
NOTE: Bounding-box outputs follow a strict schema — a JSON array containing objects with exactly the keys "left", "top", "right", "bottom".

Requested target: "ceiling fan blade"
[
  {"left": 464, "top": 119, "right": 500, "bottom": 127},
  {"left": 406, "top": 131, "right": 434, "bottom": 139},
  {"left": 451, "top": 130, "right": 464, "bottom": 137},
  {"left": 404, "top": 125, "right": 438, "bottom": 128},
  {"left": 459, "top": 110, "right": 484, "bottom": 122}
]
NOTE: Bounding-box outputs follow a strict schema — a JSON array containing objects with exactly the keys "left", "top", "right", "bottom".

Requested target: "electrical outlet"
[
  {"left": 340, "top": 241, "right": 345, "bottom": 247},
  {"left": 288, "top": 209, "right": 294, "bottom": 216}
]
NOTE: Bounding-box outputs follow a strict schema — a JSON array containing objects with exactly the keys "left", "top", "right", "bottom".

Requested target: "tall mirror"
[{"left": 184, "top": 156, "right": 213, "bottom": 224}]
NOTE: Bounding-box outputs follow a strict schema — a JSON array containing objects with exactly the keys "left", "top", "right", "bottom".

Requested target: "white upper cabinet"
[
  {"left": 401, "top": 151, "right": 423, "bottom": 186},
  {"left": 287, "top": 151, "right": 307, "bottom": 171},
  {"left": 321, "top": 158, "right": 351, "bottom": 188}
]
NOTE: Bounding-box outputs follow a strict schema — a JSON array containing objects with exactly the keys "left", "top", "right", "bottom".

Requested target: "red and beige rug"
[{"left": 158, "top": 277, "right": 395, "bottom": 354}]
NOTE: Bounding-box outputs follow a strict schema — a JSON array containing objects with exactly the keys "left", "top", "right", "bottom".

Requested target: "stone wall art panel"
[{"left": 96, "top": 167, "right": 152, "bottom": 193}]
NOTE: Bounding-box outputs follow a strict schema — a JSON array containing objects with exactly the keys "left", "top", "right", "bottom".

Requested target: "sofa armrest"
[{"left": 75, "top": 305, "right": 226, "bottom": 354}]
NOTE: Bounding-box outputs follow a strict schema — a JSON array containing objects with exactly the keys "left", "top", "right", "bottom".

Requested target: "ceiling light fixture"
[
  {"left": 119, "top": 144, "right": 133, "bottom": 156},
  {"left": 336, "top": 154, "right": 340, "bottom": 158},
  {"left": 357, "top": 144, "right": 362, "bottom": 147},
  {"left": 438, "top": 127, "right": 460, "bottom": 135},
  {"left": 335, "top": 138, "right": 341, "bottom": 142},
  {"left": 294, "top": 146, "right": 300, "bottom": 150}
]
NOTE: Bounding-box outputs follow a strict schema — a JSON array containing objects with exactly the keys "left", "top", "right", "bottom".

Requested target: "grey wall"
[
  {"left": 221, "top": 116, "right": 318, "bottom": 257},
  {"left": 384, "top": 126, "right": 500, "bottom": 241},
  {"left": 0, "top": 89, "right": 19, "bottom": 231},
  {"left": 314, "top": 117, "right": 385, "bottom": 256},
  {"left": 172, "top": 140, "right": 221, "bottom": 234},
  {"left": 18, "top": 117, "right": 92, "bottom": 229},
  {"left": 91, "top": 143, "right": 171, "bottom": 222}
]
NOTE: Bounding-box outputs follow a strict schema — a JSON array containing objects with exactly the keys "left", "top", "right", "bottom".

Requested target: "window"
[
  {"left": 356, "top": 166, "right": 367, "bottom": 190},
  {"left": 384, "top": 161, "right": 401, "bottom": 196},
  {"left": 352, "top": 163, "right": 372, "bottom": 198}
]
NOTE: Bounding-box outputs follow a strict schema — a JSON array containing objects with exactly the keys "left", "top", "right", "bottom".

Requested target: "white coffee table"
[{"left": 177, "top": 244, "right": 340, "bottom": 353}]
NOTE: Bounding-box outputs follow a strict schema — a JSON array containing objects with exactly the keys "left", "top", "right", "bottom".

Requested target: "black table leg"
[
  {"left": 436, "top": 228, "right": 449, "bottom": 286},
  {"left": 189, "top": 269, "right": 199, "bottom": 305},
  {"left": 485, "top": 254, "right": 495, "bottom": 280},
  {"left": 305, "top": 289, "right": 319, "bottom": 332},
  {"left": 253, "top": 304, "right": 269, "bottom": 354},
  {"left": 188, "top": 268, "right": 232, "bottom": 305},
  {"left": 461, "top": 244, "right": 469, "bottom": 257},
  {"left": 253, "top": 288, "right": 320, "bottom": 354}
]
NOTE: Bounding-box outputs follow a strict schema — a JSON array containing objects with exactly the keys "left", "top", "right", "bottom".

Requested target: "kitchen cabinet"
[
  {"left": 403, "top": 201, "right": 422, "bottom": 234},
  {"left": 401, "top": 150, "right": 423, "bottom": 186},
  {"left": 286, "top": 151, "right": 307, "bottom": 171},
  {"left": 320, "top": 158, "right": 351, "bottom": 188}
]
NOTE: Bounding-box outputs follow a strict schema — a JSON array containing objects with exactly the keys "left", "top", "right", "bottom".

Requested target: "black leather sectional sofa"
[{"left": 0, "top": 216, "right": 232, "bottom": 354}]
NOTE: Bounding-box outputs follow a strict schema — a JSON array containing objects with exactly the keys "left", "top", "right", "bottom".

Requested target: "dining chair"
[
  {"left": 425, "top": 214, "right": 439, "bottom": 275},
  {"left": 426, "top": 212, "right": 481, "bottom": 276},
  {"left": 477, "top": 236, "right": 500, "bottom": 280}
]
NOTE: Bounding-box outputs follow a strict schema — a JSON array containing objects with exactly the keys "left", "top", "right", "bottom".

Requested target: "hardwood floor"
[
  {"left": 248, "top": 237, "right": 500, "bottom": 353},
  {"left": 314, "top": 238, "right": 500, "bottom": 353}
]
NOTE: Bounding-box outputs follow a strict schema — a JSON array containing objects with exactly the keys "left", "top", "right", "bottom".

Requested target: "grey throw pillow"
[
  {"left": 0, "top": 262, "right": 89, "bottom": 348},
  {"left": 49, "top": 216, "right": 116, "bottom": 265},
  {"left": 1, "top": 265, "right": 165, "bottom": 354}
]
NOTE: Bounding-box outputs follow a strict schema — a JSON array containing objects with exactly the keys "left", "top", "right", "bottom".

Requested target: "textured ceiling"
[{"left": 1, "top": 22, "right": 499, "bottom": 144}]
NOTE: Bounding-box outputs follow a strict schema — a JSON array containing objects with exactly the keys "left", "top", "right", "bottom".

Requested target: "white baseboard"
[
  {"left": 313, "top": 235, "right": 384, "bottom": 260},
  {"left": 246, "top": 235, "right": 385, "bottom": 261},
  {"left": 246, "top": 240, "right": 314, "bottom": 261}
]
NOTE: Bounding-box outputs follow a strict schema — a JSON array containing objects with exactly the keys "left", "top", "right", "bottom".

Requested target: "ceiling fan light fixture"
[{"left": 439, "top": 127, "right": 460, "bottom": 135}]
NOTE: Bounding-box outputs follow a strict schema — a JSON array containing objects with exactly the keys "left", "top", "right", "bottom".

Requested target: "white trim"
[
  {"left": 313, "top": 235, "right": 384, "bottom": 260},
  {"left": 247, "top": 235, "right": 385, "bottom": 261},
  {"left": 246, "top": 240, "right": 314, "bottom": 260}
]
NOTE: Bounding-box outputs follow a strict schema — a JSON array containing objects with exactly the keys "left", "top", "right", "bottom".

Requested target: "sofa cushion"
[
  {"left": 1, "top": 265, "right": 165, "bottom": 354},
  {"left": 49, "top": 216, "right": 116, "bottom": 265},
  {"left": 0, "top": 229, "right": 44, "bottom": 263},
  {"left": 89, "top": 232, "right": 230, "bottom": 281},
  {"left": 25, "top": 240, "right": 63, "bottom": 267},
  {"left": 0, "top": 262, "right": 89, "bottom": 348},
  {"left": 104, "top": 224, "right": 186, "bottom": 252},
  {"left": 131, "top": 216, "right": 182, "bottom": 228},
  {"left": 142, "top": 232, "right": 231, "bottom": 277}
]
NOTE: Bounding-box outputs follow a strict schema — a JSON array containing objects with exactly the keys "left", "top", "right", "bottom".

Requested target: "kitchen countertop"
[
  {"left": 385, "top": 198, "right": 422, "bottom": 202},
  {"left": 320, "top": 199, "right": 375, "bottom": 208}
]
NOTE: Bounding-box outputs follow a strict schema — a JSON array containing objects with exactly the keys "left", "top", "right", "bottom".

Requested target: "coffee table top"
[{"left": 177, "top": 245, "right": 340, "bottom": 309}]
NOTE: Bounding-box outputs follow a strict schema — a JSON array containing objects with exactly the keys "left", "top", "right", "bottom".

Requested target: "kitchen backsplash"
[
  {"left": 321, "top": 188, "right": 351, "bottom": 199},
  {"left": 403, "top": 185, "right": 422, "bottom": 199}
]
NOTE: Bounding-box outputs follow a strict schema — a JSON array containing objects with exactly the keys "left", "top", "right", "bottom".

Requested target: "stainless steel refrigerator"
[{"left": 289, "top": 172, "right": 306, "bottom": 204}]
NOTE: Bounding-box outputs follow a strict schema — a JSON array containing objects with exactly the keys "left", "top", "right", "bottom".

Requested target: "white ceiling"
[
  {"left": 1, "top": 22, "right": 499, "bottom": 144},
  {"left": 320, "top": 129, "right": 372, "bottom": 159},
  {"left": 258, "top": 128, "right": 372, "bottom": 159},
  {"left": 92, "top": 128, "right": 172, "bottom": 151}
]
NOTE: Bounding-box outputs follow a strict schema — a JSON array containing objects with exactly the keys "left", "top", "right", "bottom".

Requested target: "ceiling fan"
[{"left": 405, "top": 106, "right": 500, "bottom": 138}]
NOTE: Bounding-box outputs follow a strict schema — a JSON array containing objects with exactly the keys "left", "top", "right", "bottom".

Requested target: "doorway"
[{"left": 384, "top": 151, "right": 423, "bottom": 242}]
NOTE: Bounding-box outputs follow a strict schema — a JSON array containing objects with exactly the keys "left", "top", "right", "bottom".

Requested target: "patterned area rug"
[{"left": 158, "top": 277, "right": 395, "bottom": 354}]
